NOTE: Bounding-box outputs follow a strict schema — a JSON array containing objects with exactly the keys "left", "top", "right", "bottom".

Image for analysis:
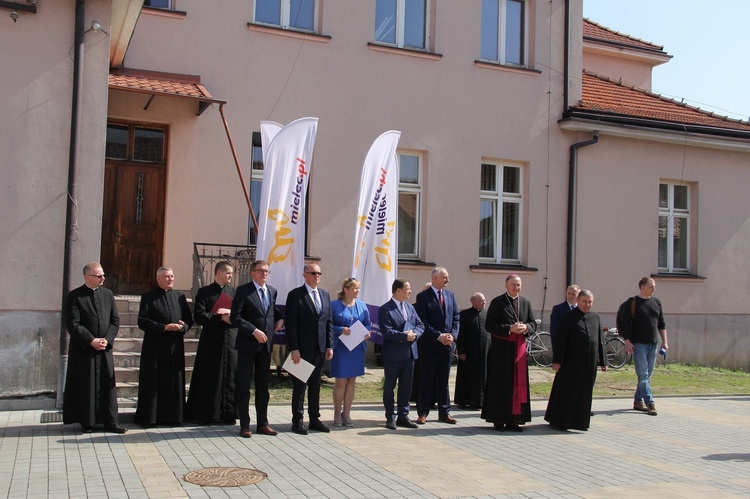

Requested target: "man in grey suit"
[
  {"left": 285, "top": 262, "right": 334, "bottom": 434},
  {"left": 231, "top": 259, "right": 284, "bottom": 438},
  {"left": 380, "top": 278, "right": 425, "bottom": 430}
]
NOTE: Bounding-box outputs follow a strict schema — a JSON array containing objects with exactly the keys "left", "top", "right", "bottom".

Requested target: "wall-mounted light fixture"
[
  {"left": 0, "top": 0, "right": 38, "bottom": 21},
  {"left": 85, "top": 18, "right": 109, "bottom": 35}
]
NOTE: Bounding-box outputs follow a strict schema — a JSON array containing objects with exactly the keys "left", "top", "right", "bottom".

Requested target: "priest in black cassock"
[
  {"left": 454, "top": 292, "right": 490, "bottom": 409},
  {"left": 135, "top": 266, "right": 193, "bottom": 427},
  {"left": 186, "top": 261, "right": 238, "bottom": 425},
  {"left": 482, "top": 274, "right": 536, "bottom": 432},
  {"left": 545, "top": 289, "right": 607, "bottom": 431},
  {"left": 63, "top": 262, "right": 127, "bottom": 434}
]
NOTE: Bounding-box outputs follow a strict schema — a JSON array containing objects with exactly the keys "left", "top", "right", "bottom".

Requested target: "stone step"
[
  {"left": 115, "top": 381, "right": 193, "bottom": 400},
  {"left": 114, "top": 337, "right": 200, "bottom": 355},
  {"left": 113, "top": 350, "right": 197, "bottom": 370},
  {"left": 118, "top": 311, "right": 139, "bottom": 327},
  {"left": 115, "top": 365, "right": 195, "bottom": 384},
  {"left": 116, "top": 324, "right": 201, "bottom": 339}
]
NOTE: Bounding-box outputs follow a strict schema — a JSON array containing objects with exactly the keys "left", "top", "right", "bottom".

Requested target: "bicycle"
[
  {"left": 603, "top": 327, "right": 631, "bottom": 369},
  {"left": 526, "top": 321, "right": 553, "bottom": 367}
]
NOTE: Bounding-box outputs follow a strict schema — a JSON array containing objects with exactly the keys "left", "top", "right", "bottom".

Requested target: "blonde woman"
[{"left": 330, "top": 278, "right": 371, "bottom": 426}]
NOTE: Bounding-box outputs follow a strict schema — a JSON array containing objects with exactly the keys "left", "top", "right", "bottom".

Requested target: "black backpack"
[{"left": 616, "top": 297, "right": 636, "bottom": 335}]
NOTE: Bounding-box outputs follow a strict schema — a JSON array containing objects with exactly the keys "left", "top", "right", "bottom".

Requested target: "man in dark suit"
[
  {"left": 415, "top": 267, "right": 460, "bottom": 424},
  {"left": 549, "top": 284, "right": 580, "bottom": 344},
  {"left": 285, "top": 262, "right": 334, "bottom": 434},
  {"left": 231, "top": 259, "right": 284, "bottom": 438},
  {"left": 380, "top": 278, "right": 425, "bottom": 430},
  {"left": 63, "top": 262, "right": 126, "bottom": 434}
]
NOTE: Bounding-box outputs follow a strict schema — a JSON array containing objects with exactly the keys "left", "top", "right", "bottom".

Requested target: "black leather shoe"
[
  {"left": 506, "top": 424, "right": 523, "bottom": 432},
  {"left": 309, "top": 419, "right": 330, "bottom": 433},
  {"left": 292, "top": 423, "right": 308, "bottom": 435},
  {"left": 104, "top": 424, "right": 127, "bottom": 434},
  {"left": 493, "top": 423, "right": 505, "bottom": 432},
  {"left": 81, "top": 426, "right": 93, "bottom": 434},
  {"left": 396, "top": 418, "right": 418, "bottom": 429},
  {"left": 385, "top": 419, "right": 397, "bottom": 430}
]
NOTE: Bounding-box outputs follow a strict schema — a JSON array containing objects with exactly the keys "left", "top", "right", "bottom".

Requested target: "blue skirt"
[{"left": 329, "top": 342, "right": 365, "bottom": 378}]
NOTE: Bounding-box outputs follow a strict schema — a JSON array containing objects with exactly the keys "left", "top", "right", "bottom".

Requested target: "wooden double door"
[{"left": 100, "top": 161, "right": 165, "bottom": 295}]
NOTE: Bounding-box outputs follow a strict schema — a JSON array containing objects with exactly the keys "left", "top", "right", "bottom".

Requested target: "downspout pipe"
[
  {"left": 57, "top": 0, "right": 85, "bottom": 408},
  {"left": 566, "top": 132, "right": 599, "bottom": 286},
  {"left": 563, "top": 0, "right": 570, "bottom": 111}
]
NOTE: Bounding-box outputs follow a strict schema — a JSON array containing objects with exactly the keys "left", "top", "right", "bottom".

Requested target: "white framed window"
[
  {"left": 255, "top": 0, "right": 317, "bottom": 32},
  {"left": 374, "top": 0, "right": 428, "bottom": 50},
  {"left": 479, "top": 162, "right": 522, "bottom": 263},
  {"left": 144, "top": 0, "right": 173, "bottom": 9},
  {"left": 398, "top": 151, "right": 423, "bottom": 258},
  {"left": 480, "top": 0, "right": 527, "bottom": 66},
  {"left": 247, "top": 132, "right": 265, "bottom": 245},
  {"left": 658, "top": 182, "right": 690, "bottom": 273}
]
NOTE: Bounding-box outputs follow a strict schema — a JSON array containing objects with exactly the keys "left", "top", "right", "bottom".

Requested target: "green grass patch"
[
  {"left": 530, "top": 363, "right": 750, "bottom": 399},
  {"left": 260, "top": 363, "right": 750, "bottom": 404}
]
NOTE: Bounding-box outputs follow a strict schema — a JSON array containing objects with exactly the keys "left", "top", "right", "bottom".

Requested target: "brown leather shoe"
[
  {"left": 240, "top": 427, "right": 252, "bottom": 438},
  {"left": 257, "top": 425, "right": 278, "bottom": 436},
  {"left": 416, "top": 415, "right": 427, "bottom": 425},
  {"left": 438, "top": 414, "right": 457, "bottom": 424}
]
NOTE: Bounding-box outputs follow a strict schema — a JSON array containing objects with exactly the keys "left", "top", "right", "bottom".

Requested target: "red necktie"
[{"left": 439, "top": 289, "right": 445, "bottom": 315}]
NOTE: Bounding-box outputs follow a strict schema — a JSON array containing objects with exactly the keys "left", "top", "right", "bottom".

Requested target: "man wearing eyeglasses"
[
  {"left": 230, "top": 260, "right": 284, "bottom": 438},
  {"left": 63, "top": 262, "right": 127, "bottom": 434},
  {"left": 285, "top": 262, "right": 334, "bottom": 434}
]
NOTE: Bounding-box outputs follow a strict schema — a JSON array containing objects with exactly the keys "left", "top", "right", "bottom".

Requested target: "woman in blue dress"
[{"left": 330, "top": 278, "right": 371, "bottom": 427}]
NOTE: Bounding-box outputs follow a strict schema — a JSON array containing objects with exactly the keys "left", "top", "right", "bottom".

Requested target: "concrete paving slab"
[{"left": 1, "top": 395, "right": 749, "bottom": 498}]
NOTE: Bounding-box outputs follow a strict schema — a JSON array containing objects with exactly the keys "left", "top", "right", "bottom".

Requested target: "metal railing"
[{"left": 192, "top": 242, "right": 257, "bottom": 297}]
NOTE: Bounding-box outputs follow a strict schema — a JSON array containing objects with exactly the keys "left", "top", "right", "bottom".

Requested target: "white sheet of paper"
[
  {"left": 282, "top": 354, "right": 315, "bottom": 383},
  {"left": 339, "top": 320, "right": 369, "bottom": 352}
]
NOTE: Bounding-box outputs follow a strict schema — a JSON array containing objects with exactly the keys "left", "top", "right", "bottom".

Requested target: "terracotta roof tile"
[
  {"left": 108, "top": 68, "right": 222, "bottom": 102},
  {"left": 577, "top": 70, "right": 750, "bottom": 132},
  {"left": 583, "top": 18, "right": 665, "bottom": 53}
]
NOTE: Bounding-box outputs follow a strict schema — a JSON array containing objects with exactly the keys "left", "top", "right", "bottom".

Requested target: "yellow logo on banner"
[
  {"left": 267, "top": 209, "right": 294, "bottom": 263},
  {"left": 374, "top": 220, "right": 395, "bottom": 271}
]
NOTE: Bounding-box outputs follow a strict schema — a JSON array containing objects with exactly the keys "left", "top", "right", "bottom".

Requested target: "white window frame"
[
  {"left": 481, "top": 0, "right": 528, "bottom": 67},
  {"left": 374, "top": 0, "right": 430, "bottom": 50},
  {"left": 397, "top": 151, "right": 423, "bottom": 259},
  {"left": 658, "top": 181, "right": 690, "bottom": 273},
  {"left": 247, "top": 132, "right": 265, "bottom": 246},
  {"left": 479, "top": 162, "right": 523, "bottom": 264},
  {"left": 254, "top": 0, "right": 318, "bottom": 32},
  {"left": 144, "top": 0, "right": 173, "bottom": 9}
]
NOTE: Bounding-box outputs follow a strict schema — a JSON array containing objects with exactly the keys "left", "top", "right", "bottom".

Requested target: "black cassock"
[
  {"left": 454, "top": 307, "right": 490, "bottom": 408},
  {"left": 63, "top": 285, "right": 120, "bottom": 426},
  {"left": 186, "top": 282, "right": 238, "bottom": 422},
  {"left": 482, "top": 293, "right": 536, "bottom": 425},
  {"left": 135, "top": 287, "right": 193, "bottom": 425},
  {"left": 544, "top": 308, "right": 605, "bottom": 431}
]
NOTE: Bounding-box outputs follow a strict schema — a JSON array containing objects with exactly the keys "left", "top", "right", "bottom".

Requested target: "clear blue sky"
[{"left": 583, "top": 0, "right": 750, "bottom": 122}]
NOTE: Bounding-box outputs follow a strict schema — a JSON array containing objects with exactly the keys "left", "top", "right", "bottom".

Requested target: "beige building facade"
[{"left": 1, "top": 0, "right": 748, "bottom": 399}]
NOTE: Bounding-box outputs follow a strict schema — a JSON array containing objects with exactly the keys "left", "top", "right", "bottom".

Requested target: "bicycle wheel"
[
  {"left": 605, "top": 336, "right": 629, "bottom": 369},
  {"left": 528, "top": 331, "right": 553, "bottom": 367}
]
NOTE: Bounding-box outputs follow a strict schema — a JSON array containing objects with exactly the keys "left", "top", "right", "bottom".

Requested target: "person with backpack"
[{"left": 618, "top": 277, "right": 668, "bottom": 416}]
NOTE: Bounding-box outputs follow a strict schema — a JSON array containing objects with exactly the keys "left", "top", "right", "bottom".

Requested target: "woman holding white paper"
[{"left": 330, "top": 278, "right": 371, "bottom": 426}]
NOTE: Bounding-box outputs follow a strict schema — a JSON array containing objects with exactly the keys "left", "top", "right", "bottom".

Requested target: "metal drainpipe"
[
  {"left": 57, "top": 0, "right": 85, "bottom": 408},
  {"left": 566, "top": 132, "right": 599, "bottom": 286},
  {"left": 563, "top": 0, "right": 570, "bottom": 111}
]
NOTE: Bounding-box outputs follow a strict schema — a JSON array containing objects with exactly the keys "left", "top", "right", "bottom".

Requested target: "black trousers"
[
  {"left": 291, "top": 352, "right": 324, "bottom": 424},
  {"left": 235, "top": 347, "right": 271, "bottom": 429}
]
